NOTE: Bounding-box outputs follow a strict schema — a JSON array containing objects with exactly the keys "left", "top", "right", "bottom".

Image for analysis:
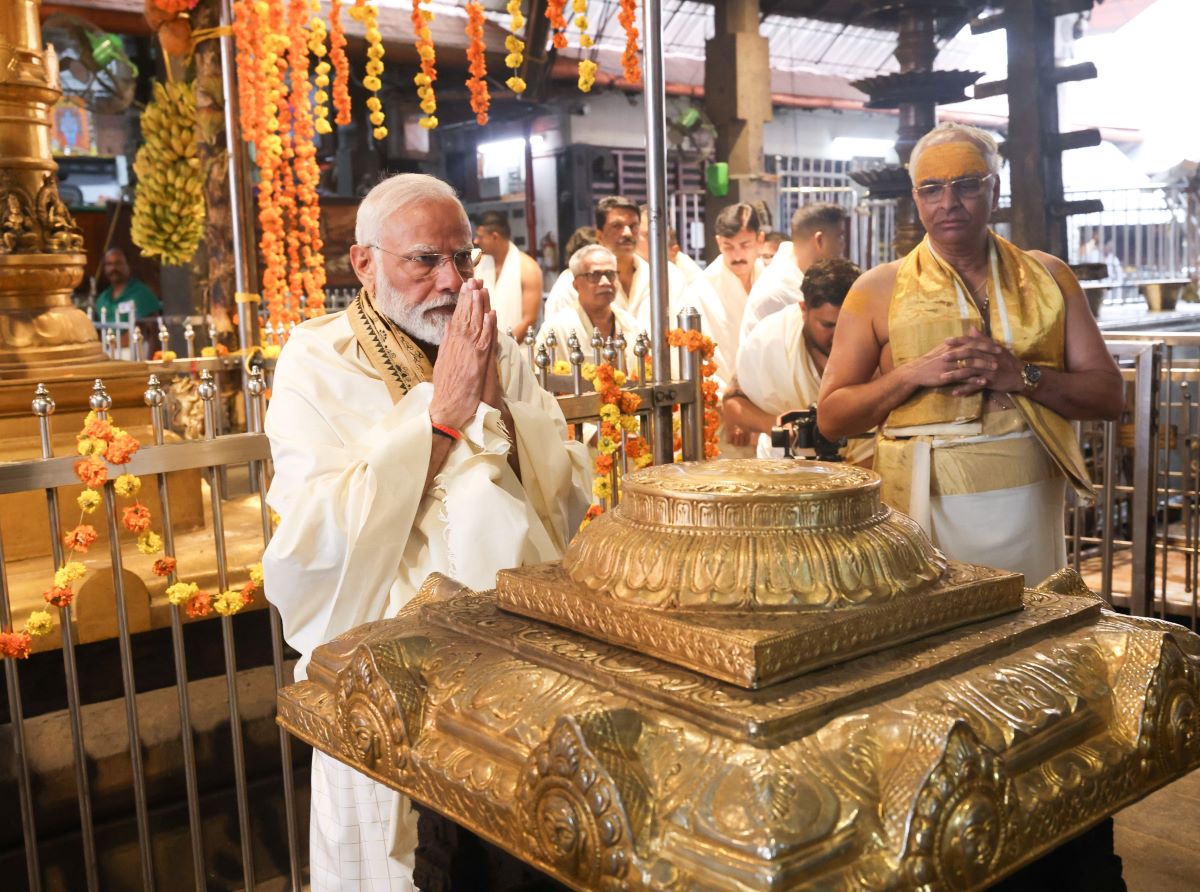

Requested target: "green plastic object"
[
  {"left": 706, "top": 162, "right": 729, "bottom": 198},
  {"left": 678, "top": 107, "right": 701, "bottom": 130},
  {"left": 87, "top": 30, "right": 137, "bottom": 76}
]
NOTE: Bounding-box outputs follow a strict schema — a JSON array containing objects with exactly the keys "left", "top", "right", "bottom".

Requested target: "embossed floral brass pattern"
[{"left": 279, "top": 574, "right": 1200, "bottom": 891}]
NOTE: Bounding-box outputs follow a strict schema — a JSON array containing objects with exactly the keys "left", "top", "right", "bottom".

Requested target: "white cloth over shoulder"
[
  {"left": 475, "top": 245, "right": 526, "bottom": 335},
  {"left": 673, "top": 251, "right": 704, "bottom": 288},
  {"left": 686, "top": 254, "right": 762, "bottom": 392},
  {"left": 545, "top": 253, "right": 685, "bottom": 327},
  {"left": 739, "top": 240, "right": 803, "bottom": 346},
  {"left": 537, "top": 300, "right": 643, "bottom": 370},
  {"left": 263, "top": 311, "right": 590, "bottom": 891},
  {"left": 736, "top": 303, "right": 820, "bottom": 458}
]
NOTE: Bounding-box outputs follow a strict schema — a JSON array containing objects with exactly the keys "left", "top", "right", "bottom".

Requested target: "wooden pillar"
[{"left": 703, "top": 0, "right": 775, "bottom": 255}]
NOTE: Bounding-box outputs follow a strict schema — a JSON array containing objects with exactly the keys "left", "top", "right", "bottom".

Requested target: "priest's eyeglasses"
[
  {"left": 368, "top": 245, "right": 481, "bottom": 280},
  {"left": 913, "top": 173, "right": 995, "bottom": 204},
  {"left": 577, "top": 269, "right": 618, "bottom": 284}
]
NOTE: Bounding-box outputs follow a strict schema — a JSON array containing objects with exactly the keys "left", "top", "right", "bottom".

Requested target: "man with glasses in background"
[
  {"left": 262, "top": 173, "right": 591, "bottom": 891},
  {"left": 538, "top": 244, "right": 641, "bottom": 369},
  {"left": 817, "top": 122, "right": 1124, "bottom": 584}
]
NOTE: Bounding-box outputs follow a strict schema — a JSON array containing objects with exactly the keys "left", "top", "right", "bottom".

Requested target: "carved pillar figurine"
[{"left": 0, "top": 0, "right": 105, "bottom": 375}]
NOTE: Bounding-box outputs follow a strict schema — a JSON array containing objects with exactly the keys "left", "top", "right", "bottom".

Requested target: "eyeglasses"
[
  {"left": 914, "top": 173, "right": 995, "bottom": 204},
  {"left": 577, "top": 269, "right": 618, "bottom": 284},
  {"left": 367, "top": 244, "right": 481, "bottom": 280}
]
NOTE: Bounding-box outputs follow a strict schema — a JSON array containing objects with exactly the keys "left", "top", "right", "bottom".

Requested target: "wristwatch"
[{"left": 1021, "top": 363, "right": 1043, "bottom": 394}]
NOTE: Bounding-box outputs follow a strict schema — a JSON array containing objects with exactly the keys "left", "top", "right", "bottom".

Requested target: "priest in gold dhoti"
[
  {"left": 262, "top": 173, "right": 591, "bottom": 890},
  {"left": 817, "top": 123, "right": 1124, "bottom": 582}
]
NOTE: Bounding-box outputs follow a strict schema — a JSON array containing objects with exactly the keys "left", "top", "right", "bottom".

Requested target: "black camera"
[{"left": 770, "top": 407, "right": 846, "bottom": 461}]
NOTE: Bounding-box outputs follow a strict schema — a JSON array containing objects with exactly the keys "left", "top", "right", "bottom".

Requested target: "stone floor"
[{"left": 1114, "top": 768, "right": 1200, "bottom": 890}]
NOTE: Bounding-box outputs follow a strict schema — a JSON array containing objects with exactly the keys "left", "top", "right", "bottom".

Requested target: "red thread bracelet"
[{"left": 431, "top": 421, "right": 462, "bottom": 442}]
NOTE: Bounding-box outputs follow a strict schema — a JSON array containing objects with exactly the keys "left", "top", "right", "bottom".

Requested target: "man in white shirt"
[
  {"left": 726, "top": 257, "right": 871, "bottom": 463},
  {"left": 472, "top": 210, "right": 543, "bottom": 340},
  {"left": 760, "top": 231, "right": 787, "bottom": 264},
  {"left": 538, "top": 245, "right": 642, "bottom": 370},
  {"left": 545, "top": 195, "right": 684, "bottom": 325},
  {"left": 739, "top": 202, "right": 849, "bottom": 345},
  {"left": 263, "top": 173, "right": 591, "bottom": 891}
]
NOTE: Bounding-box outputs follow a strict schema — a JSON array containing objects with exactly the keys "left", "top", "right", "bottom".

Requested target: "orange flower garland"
[
  {"left": 545, "top": 0, "right": 568, "bottom": 49},
  {"left": 618, "top": 0, "right": 641, "bottom": 85},
  {"left": 579, "top": 363, "right": 651, "bottom": 524},
  {"left": 411, "top": 0, "right": 438, "bottom": 130},
  {"left": 668, "top": 328, "right": 721, "bottom": 459},
  {"left": 505, "top": 1, "right": 527, "bottom": 94},
  {"left": 1, "top": 409, "right": 260, "bottom": 660},
  {"left": 349, "top": 0, "right": 387, "bottom": 140},
  {"left": 465, "top": 1, "right": 489, "bottom": 125},
  {"left": 289, "top": 0, "right": 327, "bottom": 318},
  {"left": 308, "top": 1, "right": 332, "bottom": 135},
  {"left": 328, "top": 0, "right": 352, "bottom": 126}
]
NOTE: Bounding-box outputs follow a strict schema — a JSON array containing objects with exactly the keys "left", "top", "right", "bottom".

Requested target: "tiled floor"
[{"left": 1114, "top": 768, "right": 1200, "bottom": 890}]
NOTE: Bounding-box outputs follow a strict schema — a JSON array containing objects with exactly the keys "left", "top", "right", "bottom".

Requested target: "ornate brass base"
[
  {"left": 498, "top": 560, "right": 1024, "bottom": 688},
  {"left": 279, "top": 571, "right": 1200, "bottom": 891}
]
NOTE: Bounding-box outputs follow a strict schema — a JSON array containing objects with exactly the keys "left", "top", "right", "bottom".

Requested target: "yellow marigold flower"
[
  {"left": 77, "top": 489, "right": 101, "bottom": 514},
  {"left": 367, "top": 96, "right": 383, "bottom": 110},
  {"left": 137, "top": 531, "right": 163, "bottom": 555},
  {"left": 315, "top": 118, "right": 333, "bottom": 135},
  {"left": 113, "top": 473, "right": 141, "bottom": 498},
  {"left": 159, "top": 350, "right": 177, "bottom": 362},
  {"left": 618, "top": 415, "right": 641, "bottom": 433},
  {"left": 581, "top": 362, "right": 597, "bottom": 381},
  {"left": 213, "top": 590, "right": 245, "bottom": 617},
  {"left": 25, "top": 610, "right": 54, "bottom": 638},
  {"left": 505, "top": 35, "right": 524, "bottom": 53},
  {"left": 418, "top": 117, "right": 437, "bottom": 130},
  {"left": 597, "top": 435, "right": 618, "bottom": 455},
  {"left": 598, "top": 404, "right": 620, "bottom": 423},
  {"left": 592, "top": 477, "right": 612, "bottom": 499},
  {"left": 76, "top": 437, "right": 105, "bottom": 457},
  {"left": 506, "top": 76, "right": 527, "bottom": 94},
  {"left": 262, "top": 345, "right": 282, "bottom": 359},
  {"left": 373, "top": 126, "right": 390, "bottom": 140},
  {"left": 363, "top": 75, "right": 382, "bottom": 92},
  {"left": 612, "top": 369, "right": 628, "bottom": 386},
  {"left": 248, "top": 563, "right": 265, "bottom": 587},
  {"left": 552, "top": 360, "right": 571, "bottom": 376},
  {"left": 581, "top": 34, "right": 594, "bottom": 48},
  {"left": 270, "top": 510, "right": 281, "bottom": 527},
  {"left": 200, "top": 346, "right": 217, "bottom": 357},
  {"left": 166, "top": 581, "right": 198, "bottom": 607},
  {"left": 54, "top": 560, "right": 87, "bottom": 587}
]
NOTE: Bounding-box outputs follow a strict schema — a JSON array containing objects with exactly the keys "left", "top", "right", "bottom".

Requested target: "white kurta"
[
  {"left": 263, "top": 311, "right": 591, "bottom": 891},
  {"left": 536, "top": 300, "right": 643, "bottom": 371},
  {"left": 545, "top": 253, "right": 686, "bottom": 327},
  {"left": 739, "top": 241, "right": 803, "bottom": 346},
  {"left": 475, "top": 245, "right": 526, "bottom": 336},
  {"left": 673, "top": 251, "right": 705, "bottom": 288}
]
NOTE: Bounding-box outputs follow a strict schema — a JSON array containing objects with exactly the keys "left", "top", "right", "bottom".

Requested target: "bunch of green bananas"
[{"left": 131, "top": 80, "right": 205, "bottom": 267}]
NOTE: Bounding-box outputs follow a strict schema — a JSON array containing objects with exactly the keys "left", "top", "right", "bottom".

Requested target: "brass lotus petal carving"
[{"left": 563, "top": 460, "right": 947, "bottom": 610}]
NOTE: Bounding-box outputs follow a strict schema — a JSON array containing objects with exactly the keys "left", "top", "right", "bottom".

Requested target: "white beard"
[{"left": 373, "top": 275, "right": 455, "bottom": 345}]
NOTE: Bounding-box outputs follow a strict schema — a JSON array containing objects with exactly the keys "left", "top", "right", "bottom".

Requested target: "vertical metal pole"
[
  {"left": 0, "top": 536, "right": 40, "bottom": 891},
  {"left": 219, "top": 0, "right": 260, "bottom": 413},
  {"left": 198, "top": 371, "right": 256, "bottom": 890},
  {"left": 32, "top": 385, "right": 99, "bottom": 892},
  {"left": 248, "top": 370, "right": 302, "bottom": 890},
  {"left": 677, "top": 308, "right": 704, "bottom": 462},
  {"left": 1101, "top": 420, "right": 1116, "bottom": 605},
  {"left": 144, "top": 377, "right": 207, "bottom": 891},
  {"left": 91, "top": 380, "right": 156, "bottom": 890},
  {"left": 642, "top": 0, "right": 673, "bottom": 465},
  {"left": 1129, "top": 344, "right": 1161, "bottom": 617}
]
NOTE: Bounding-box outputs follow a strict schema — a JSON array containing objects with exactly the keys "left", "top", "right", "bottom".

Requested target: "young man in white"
[{"left": 472, "top": 209, "right": 543, "bottom": 340}]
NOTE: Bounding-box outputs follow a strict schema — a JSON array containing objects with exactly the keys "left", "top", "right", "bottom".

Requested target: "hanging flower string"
[
  {"left": 411, "top": 0, "right": 438, "bottom": 129},
  {"left": 328, "top": 0, "right": 352, "bottom": 125},
  {"left": 545, "top": 0, "right": 568, "bottom": 49},
  {"left": 618, "top": 0, "right": 641, "bottom": 84},
  {"left": 290, "top": 0, "right": 328, "bottom": 318},
  {"left": 308, "top": 3, "right": 333, "bottom": 135},
  {"left": 465, "top": 1, "right": 490, "bottom": 125},
  {"left": 505, "top": 1, "right": 527, "bottom": 95},
  {"left": 574, "top": 0, "right": 596, "bottom": 92},
  {"left": 1, "top": 412, "right": 261, "bottom": 661},
  {"left": 668, "top": 329, "right": 721, "bottom": 459},
  {"left": 349, "top": 0, "right": 387, "bottom": 140}
]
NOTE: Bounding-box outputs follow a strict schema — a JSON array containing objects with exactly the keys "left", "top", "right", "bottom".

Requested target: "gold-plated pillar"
[{"left": 0, "top": 0, "right": 106, "bottom": 376}]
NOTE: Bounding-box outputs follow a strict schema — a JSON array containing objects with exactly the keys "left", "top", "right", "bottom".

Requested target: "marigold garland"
[
  {"left": 618, "top": 0, "right": 642, "bottom": 85},
  {"left": 545, "top": 0, "right": 568, "bottom": 49},
  {"left": 465, "top": 1, "right": 490, "bottom": 125},
  {"left": 668, "top": 329, "right": 721, "bottom": 459},
  {"left": 574, "top": 0, "right": 596, "bottom": 92},
  {"left": 1, "top": 411, "right": 260, "bottom": 660},
  {"left": 307, "top": 3, "right": 332, "bottom": 135},
  {"left": 578, "top": 363, "right": 651, "bottom": 527},
  {"left": 505, "top": 0, "right": 527, "bottom": 94},
  {"left": 411, "top": 0, "right": 438, "bottom": 130},
  {"left": 328, "top": 0, "right": 352, "bottom": 125},
  {"left": 349, "top": 1, "right": 387, "bottom": 139}
]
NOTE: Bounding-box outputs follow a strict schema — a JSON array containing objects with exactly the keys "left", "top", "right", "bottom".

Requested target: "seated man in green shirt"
[{"left": 95, "top": 248, "right": 162, "bottom": 322}]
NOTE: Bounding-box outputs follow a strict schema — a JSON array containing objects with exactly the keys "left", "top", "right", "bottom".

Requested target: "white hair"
[
  {"left": 909, "top": 122, "right": 1003, "bottom": 178},
  {"left": 355, "top": 173, "right": 467, "bottom": 246},
  {"left": 568, "top": 244, "right": 616, "bottom": 276}
]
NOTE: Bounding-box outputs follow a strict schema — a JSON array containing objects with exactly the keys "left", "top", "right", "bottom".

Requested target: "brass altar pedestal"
[{"left": 278, "top": 461, "right": 1200, "bottom": 891}]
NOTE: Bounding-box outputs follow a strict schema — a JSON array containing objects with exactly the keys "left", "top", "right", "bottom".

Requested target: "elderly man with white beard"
[{"left": 262, "top": 173, "right": 592, "bottom": 891}]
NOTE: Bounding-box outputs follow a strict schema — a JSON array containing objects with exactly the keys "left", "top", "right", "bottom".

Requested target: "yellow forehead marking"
[{"left": 912, "top": 141, "right": 989, "bottom": 184}]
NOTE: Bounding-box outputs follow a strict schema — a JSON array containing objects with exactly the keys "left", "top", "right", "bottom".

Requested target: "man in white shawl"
[
  {"left": 728, "top": 258, "right": 872, "bottom": 464},
  {"left": 545, "top": 195, "right": 685, "bottom": 325},
  {"left": 682, "top": 203, "right": 766, "bottom": 457},
  {"left": 472, "top": 209, "right": 543, "bottom": 340},
  {"left": 263, "top": 173, "right": 591, "bottom": 891},
  {"left": 739, "top": 202, "right": 848, "bottom": 344},
  {"left": 538, "top": 244, "right": 642, "bottom": 371}
]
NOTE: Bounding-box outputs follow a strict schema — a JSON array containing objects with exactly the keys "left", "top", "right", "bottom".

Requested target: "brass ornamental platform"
[{"left": 278, "top": 461, "right": 1200, "bottom": 891}]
